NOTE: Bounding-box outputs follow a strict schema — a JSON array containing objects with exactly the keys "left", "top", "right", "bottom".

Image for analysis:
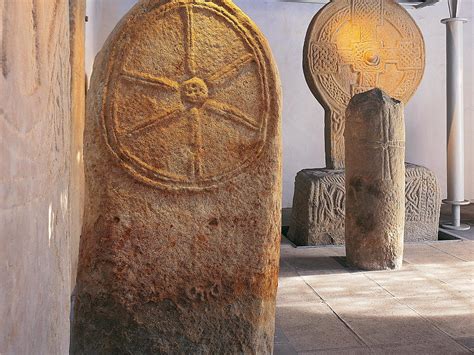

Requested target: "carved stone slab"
[
  {"left": 288, "top": 163, "right": 441, "bottom": 246},
  {"left": 71, "top": 0, "right": 281, "bottom": 353},
  {"left": 303, "top": 0, "right": 425, "bottom": 169}
]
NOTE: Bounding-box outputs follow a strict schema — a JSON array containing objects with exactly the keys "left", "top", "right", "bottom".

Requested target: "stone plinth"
[
  {"left": 288, "top": 164, "right": 441, "bottom": 246},
  {"left": 71, "top": 1, "right": 281, "bottom": 353},
  {"left": 345, "top": 89, "right": 405, "bottom": 270}
]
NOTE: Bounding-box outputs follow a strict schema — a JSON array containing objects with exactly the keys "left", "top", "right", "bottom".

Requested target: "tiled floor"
[{"left": 275, "top": 237, "right": 474, "bottom": 354}]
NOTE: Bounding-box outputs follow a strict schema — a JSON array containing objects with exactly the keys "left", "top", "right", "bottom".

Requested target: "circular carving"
[
  {"left": 303, "top": 0, "right": 425, "bottom": 168},
  {"left": 304, "top": 0, "right": 425, "bottom": 105},
  {"left": 103, "top": 1, "right": 270, "bottom": 189}
]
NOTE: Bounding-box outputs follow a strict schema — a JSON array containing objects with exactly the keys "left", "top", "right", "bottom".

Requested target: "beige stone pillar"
[
  {"left": 0, "top": 1, "right": 72, "bottom": 353},
  {"left": 69, "top": 0, "right": 86, "bottom": 291},
  {"left": 71, "top": 0, "right": 282, "bottom": 353},
  {"left": 345, "top": 88, "right": 405, "bottom": 270}
]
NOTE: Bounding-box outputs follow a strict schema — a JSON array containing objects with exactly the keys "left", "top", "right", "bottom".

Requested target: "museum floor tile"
[{"left": 274, "top": 237, "right": 474, "bottom": 354}]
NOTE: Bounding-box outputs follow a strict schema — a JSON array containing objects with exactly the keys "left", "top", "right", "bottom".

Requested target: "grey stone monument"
[
  {"left": 345, "top": 89, "right": 405, "bottom": 271},
  {"left": 288, "top": 0, "right": 441, "bottom": 246}
]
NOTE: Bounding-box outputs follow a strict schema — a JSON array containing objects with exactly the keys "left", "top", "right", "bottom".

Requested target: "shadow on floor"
[{"left": 275, "top": 235, "right": 474, "bottom": 354}]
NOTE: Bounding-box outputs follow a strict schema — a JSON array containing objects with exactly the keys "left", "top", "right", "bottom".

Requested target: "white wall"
[
  {"left": 1, "top": 2, "right": 73, "bottom": 353},
  {"left": 85, "top": 0, "right": 474, "bottom": 208}
]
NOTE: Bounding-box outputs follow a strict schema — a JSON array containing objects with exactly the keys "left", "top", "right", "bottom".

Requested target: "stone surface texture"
[
  {"left": 303, "top": 0, "right": 425, "bottom": 169},
  {"left": 71, "top": 0, "right": 282, "bottom": 353},
  {"left": 0, "top": 1, "right": 73, "bottom": 353},
  {"left": 345, "top": 89, "right": 405, "bottom": 270},
  {"left": 288, "top": 164, "right": 441, "bottom": 246}
]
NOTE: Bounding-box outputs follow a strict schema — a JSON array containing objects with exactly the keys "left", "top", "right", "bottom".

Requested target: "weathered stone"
[
  {"left": 71, "top": 0, "right": 281, "bottom": 353},
  {"left": 303, "top": 0, "right": 425, "bottom": 169},
  {"left": 345, "top": 88, "right": 405, "bottom": 270},
  {"left": 288, "top": 164, "right": 441, "bottom": 246}
]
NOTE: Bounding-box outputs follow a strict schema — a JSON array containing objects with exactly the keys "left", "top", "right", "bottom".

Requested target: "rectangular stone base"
[{"left": 288, "top": 163, "right": 441, "bottom": 246}]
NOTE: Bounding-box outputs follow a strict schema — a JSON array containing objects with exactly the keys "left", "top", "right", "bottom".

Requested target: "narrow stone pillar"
[
  {"left": 345, "top": 89, "right": 405, "bottom": 270},
  {"left": 71, "top": 0, "right": 281, "bottom": 353}
]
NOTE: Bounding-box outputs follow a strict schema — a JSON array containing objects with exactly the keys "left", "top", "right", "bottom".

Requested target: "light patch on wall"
[
  {"left": 61, "top": 190, "right": 68, "bottom": 219},
  {"left": 48, "top": 203, "right": 55, "bottom": 247},
  {"left": 76, "top": 150, "right": 82, "bottom": 163}
]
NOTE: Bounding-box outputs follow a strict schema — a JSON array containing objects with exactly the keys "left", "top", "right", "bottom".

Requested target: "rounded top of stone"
[
  {"left": 94, "top": 0, "right": 280, "bottom": 190},
  {"left": 346, "top": 88, "right": 404, "bottom": 123},
  {"left": 350, "top": 87, "right": 402, "bottom": 106}
]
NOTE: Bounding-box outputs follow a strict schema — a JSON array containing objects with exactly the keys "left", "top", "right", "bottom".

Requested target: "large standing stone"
[
  {"left": 71, "top": 0, "right": 281, "bottom": 353},
  {"left": 303, "top": 0, "right": 425, "bottom": 169},
  {"left": 345, "top": 89, "right": 405, "bottom": 270},
  {"left": 288, "top": 164, "right": 441, "bottom": 246}
]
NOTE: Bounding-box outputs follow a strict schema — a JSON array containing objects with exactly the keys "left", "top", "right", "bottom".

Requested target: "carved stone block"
[
  {"left": 288, "top": 164, "right": 441, "bottom": 246},
  {"left": 303, "top": 0, "right": 425, "bottom": 169},
  {"left": 71, "top": 1, "right": 281, "bottom": 353},
  {"left": 289, "top": 169, "right": 345, "bottom": 246}
]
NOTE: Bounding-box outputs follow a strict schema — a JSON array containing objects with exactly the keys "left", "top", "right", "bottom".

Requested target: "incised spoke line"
[
  {"left": 382, "top": 147, "right": 391, "bottom": 181},
  {"left": 207, "top": 53, "right": 255, "bottom": 86},
  {"left": 126, "top": 107, "right": 184, "bottom": 136},
  {"left": 204, "top": 99, "right": 259, "bottom": 131},
  {"left": 189, "top": 108, "right": 203, "bottom": 178},
  {"left": 121, "top": 70, "right": 179, "bottom": 90},
  {"left": 380, "top": 113, "right": 392, "bottom": 180},
  {"left": 382, "top": 113, "right": 389, "bottom": 145},
  {"left": 183, "top": 5, "right": 196, "bottom": 76}
]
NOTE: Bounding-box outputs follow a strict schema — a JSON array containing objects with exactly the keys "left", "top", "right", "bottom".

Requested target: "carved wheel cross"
[{"left": 103, "top": 2, "right": 269, "bottom": 189}]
